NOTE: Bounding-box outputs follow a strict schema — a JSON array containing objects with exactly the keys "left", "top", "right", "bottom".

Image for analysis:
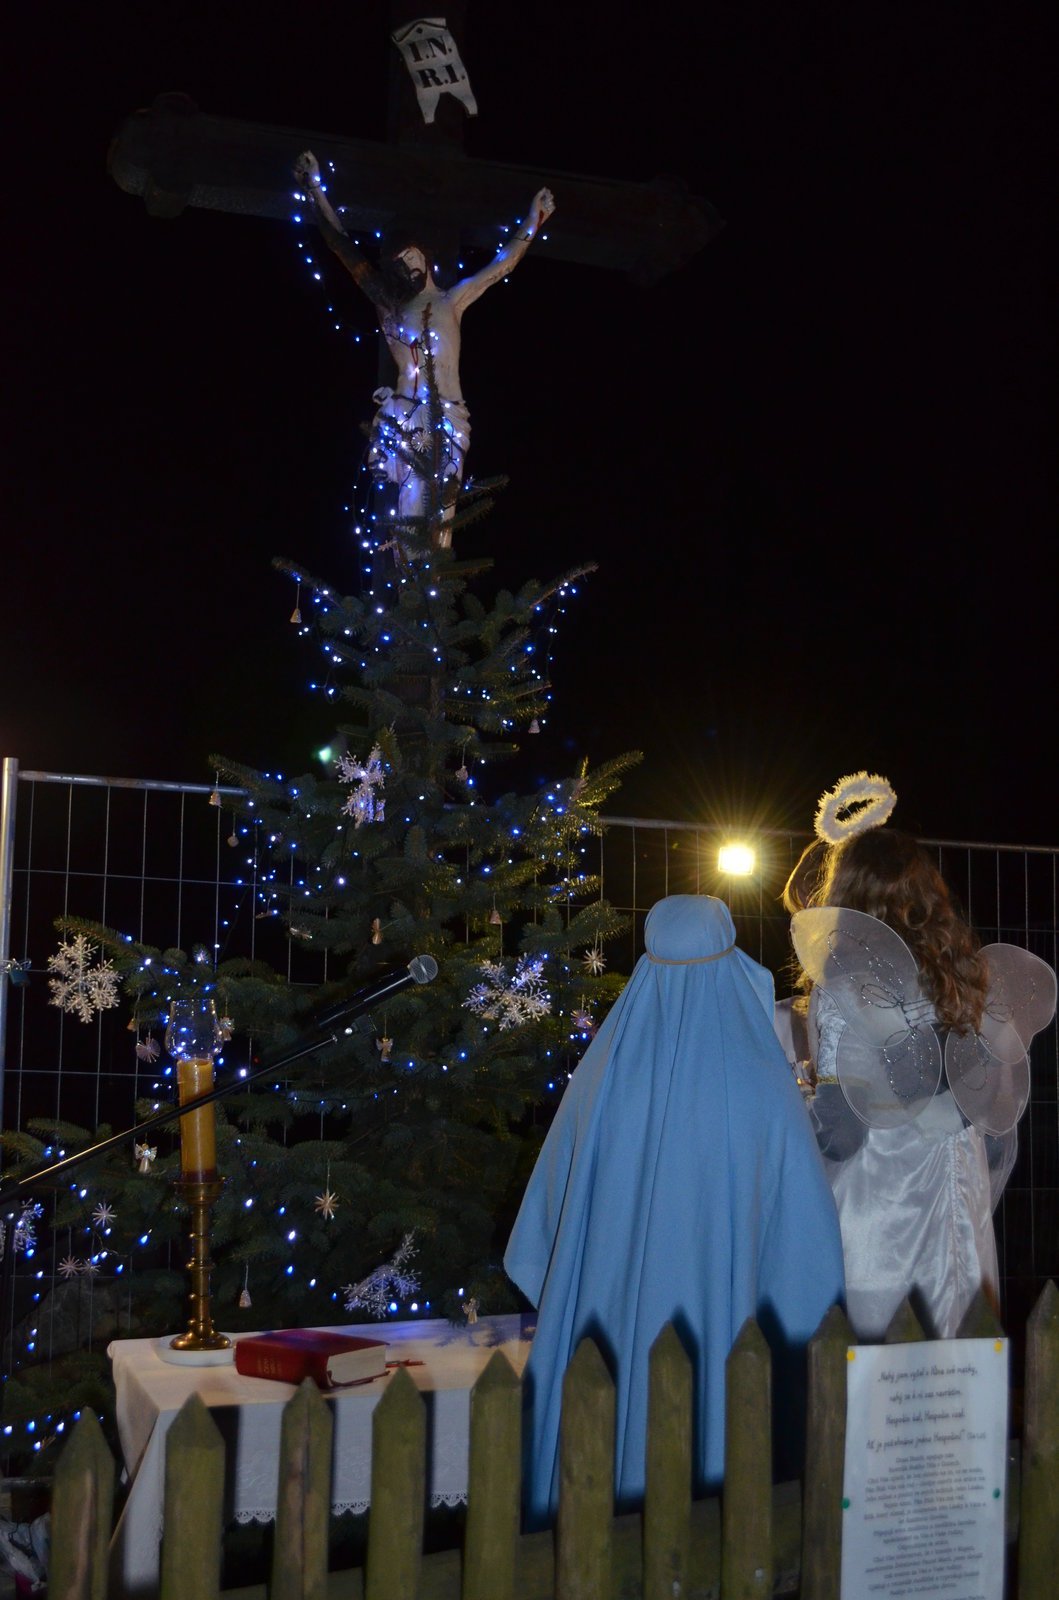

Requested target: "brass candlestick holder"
[
  {"left": 164, "top": 997, "right": 232, "bottom": 1360},
  {"left": 170, "top": 1175, "right": 230, "bottom": 1353}
]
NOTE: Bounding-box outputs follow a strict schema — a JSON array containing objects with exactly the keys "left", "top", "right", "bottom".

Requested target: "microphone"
[{"left": 310, "top": 955, "right": 439, "bottom": 1031}]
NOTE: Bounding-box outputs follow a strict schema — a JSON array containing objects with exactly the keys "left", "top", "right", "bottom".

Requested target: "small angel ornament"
[{"left": 134, "top": 1143, "right": 157, "bottom": 1174}]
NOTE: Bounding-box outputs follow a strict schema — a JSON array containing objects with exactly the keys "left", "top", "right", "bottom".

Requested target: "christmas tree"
[
  {"left": 198, "top": 483, "right": 638, "bottom": 1327},
  {"left": 3, "top": 336, "right": 638, "bottom": 1464}
]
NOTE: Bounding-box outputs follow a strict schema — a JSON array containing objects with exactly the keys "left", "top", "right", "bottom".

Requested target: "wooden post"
[
  {"left": 722, "top": 1317, "right": 773, "bottom": 1600},
  {"left": 556, "top": 1337, "right": 615, "bottom": 1600},
  {"left": 686, "top": 1496, "right": 723, "bottom": 1597},
  {"left": 271, "top": 1379, "right": 335, "bottom": 1600},
  {"left": 366, "top": 1365, "right": 426, "bottom": 1600},
  {"left": 50, "top": 1407, "right": 114, "bottom": 1600},
  {"left": 801, "top": 1304, "right": 853, "bottom": 1600},
  {"left": 463, "top": 1348, "right": 522, "bottom": 1600},
  {"left": 1018, "top": 1280, "right": 1059, "bottom": 1598},
  {"left": 160, "top": 1393, "right": 224, "bottom": 1600},
  {"left": 956, "top": 1287, "right": 1004, "bottom": 1338},
  {"left": 644, "top": 1321, "right": 692, "bottom": 1600},
  {"left": 884, "top": 1297, "right": 926, "bottom": 1344},
  {"left": 951, "top": 1292, "right": 1020, "bottom": 1555}
]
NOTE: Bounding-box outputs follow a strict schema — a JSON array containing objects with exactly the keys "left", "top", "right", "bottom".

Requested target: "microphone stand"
[{"left": 0, "top": 965, "right": 436, "bottom": 1387}]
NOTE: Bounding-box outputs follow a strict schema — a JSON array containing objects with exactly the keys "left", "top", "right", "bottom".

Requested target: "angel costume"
[
  {"left": 505, "top": 895, "right": 845, "bottom": 1525},
  {"left": 790, "top": 908, "right": 1056, "bottom": 1341}
]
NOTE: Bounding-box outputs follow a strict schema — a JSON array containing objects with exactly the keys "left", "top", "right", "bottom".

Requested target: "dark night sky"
[{"left": 5, "top": 1, "right": 1055, "bottom": 844}]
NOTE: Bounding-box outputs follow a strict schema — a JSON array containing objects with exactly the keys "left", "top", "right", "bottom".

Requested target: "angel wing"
[
  {"left": 791, "top": 907, "right": 942, "bottom": 1128},
  {"left": 944, "top": 944, "right": 1057, "bottom": 1135}
]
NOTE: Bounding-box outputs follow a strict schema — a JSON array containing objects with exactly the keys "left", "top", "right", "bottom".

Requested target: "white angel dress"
[{"left": 789, "top": 908, "right": 1056, "bottom": 1341}]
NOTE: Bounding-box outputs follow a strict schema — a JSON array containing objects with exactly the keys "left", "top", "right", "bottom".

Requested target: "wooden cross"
[{"left": 107, "top": 3, "right": 720, "bottom": 286}]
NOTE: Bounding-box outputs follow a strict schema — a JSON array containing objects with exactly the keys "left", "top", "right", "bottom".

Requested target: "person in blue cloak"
[{"left": 504, "top": 894, "right": 846, "bottom": 1524}]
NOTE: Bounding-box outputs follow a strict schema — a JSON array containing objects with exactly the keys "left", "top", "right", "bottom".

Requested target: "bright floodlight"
[{"left": 718, "top": 843, "right": 756, "bottom": 877}]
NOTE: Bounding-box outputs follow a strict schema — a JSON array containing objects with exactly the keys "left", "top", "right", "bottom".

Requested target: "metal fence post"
[{"left": 0, "top": 755, "right": 20, "bottom": 1130}]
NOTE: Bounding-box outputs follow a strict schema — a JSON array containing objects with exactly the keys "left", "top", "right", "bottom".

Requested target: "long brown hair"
[
  {"left": 782, "top": 839, "right": 828, "bottom": 915},
  {"left": 814, "top": 829, "right": 987, "bottom": 1031}
]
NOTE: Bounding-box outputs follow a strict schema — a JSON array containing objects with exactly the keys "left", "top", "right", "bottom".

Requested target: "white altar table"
[{"left": 107, "top": 1313, "right": 533, "bottom": 1599}]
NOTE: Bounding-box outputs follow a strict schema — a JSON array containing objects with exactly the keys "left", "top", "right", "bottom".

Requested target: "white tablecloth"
[{"left": 107, "top": 1313, "right": 534, "bottom": 1599}]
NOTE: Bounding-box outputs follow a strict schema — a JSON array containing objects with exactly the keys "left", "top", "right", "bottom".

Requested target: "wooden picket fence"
[{"left": 47, "top": 1282, "right": 1057, "bottom": 1600}]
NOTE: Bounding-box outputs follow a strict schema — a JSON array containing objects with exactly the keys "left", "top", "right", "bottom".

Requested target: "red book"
[{"left": 234, "top": 1329, "right": 389, "bottom": 1389}]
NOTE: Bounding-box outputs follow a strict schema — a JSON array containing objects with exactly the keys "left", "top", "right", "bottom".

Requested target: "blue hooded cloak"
[{"left": 504, "top": 895, "right": 845, "bottom": 1523}]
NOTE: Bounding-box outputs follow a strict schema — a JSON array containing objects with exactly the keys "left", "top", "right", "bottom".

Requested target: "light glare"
[{"left": 718, "top": 843, "right": 756, "bottom": 877}]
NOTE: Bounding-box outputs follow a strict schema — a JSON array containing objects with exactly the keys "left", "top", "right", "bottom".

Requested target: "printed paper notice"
[{"left": 841, "top": 1338, "right": 1008, "bottom": 1600}]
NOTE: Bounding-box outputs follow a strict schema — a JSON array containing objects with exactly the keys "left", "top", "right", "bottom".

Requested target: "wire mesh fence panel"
[{"left": 1, "top": 765, "right": 1056, "bottom": 1388}]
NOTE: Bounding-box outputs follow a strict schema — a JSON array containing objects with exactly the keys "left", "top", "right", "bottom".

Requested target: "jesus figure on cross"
[{"left": 295, "top": 151, "right": 555, "bottom": 546}]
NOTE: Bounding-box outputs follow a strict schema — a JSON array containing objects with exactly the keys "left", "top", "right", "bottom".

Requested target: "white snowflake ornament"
[
  {"left": 47, "top": 934, "right": 121, "bottom": 1023},
  {"left": 58, "top": 1256, "right": 82, "bottom": 1280},
  {"left": 91, "top": 1201, "right": 116, "bottom": 1230},
  {"left": 464, "top": 955, "right": 551, "bottom": 1030},
  {"left": 343, "top": 1231, "right": 419, "bottom": 1317},
  {"left": 337, "top": 744, "right": 386, "bottom": 827},
  {"left": 13, "top": 1202, "right": 43, "bottom": 1254},
  {"left": 314, "top": 1190, "right": 339, "bottom": 1221}
]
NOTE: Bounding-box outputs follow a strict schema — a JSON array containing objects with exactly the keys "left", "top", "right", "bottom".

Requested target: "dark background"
[{"left": 5, "top": 1, "right": 1054, "bottom": 844}]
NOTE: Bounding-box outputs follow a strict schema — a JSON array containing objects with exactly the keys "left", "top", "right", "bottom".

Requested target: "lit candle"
[
  {"left": 165, "top": 998, "right": 223, "bottom": 1179},
  {"left": 177, "top": 1059, "right": 217, "bottom": 1176}
]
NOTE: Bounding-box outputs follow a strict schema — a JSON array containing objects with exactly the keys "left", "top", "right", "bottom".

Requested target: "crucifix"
[
  {"left": 292, "top": 145, "right": 555, "bottom": 539},
  {"left": 108, "top": 4, "right": 721, "bottom": 542}
]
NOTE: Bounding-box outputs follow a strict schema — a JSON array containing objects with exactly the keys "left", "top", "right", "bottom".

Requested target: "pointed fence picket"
[
  {"left": 49, "top": 1406, "right": 113, "bottom": 1600},
  {"left": 800, "top": 1302, "right": 850, "bottom": 1600},
  {"left": 722, "top": 1317, "right": 773, "bottom": 1600},
  {"left": 557, "top": 1337, "right": 614, "bottom": 1599},
  {"left": 160, "top": 1393, "right": 225, "bottom": 1600},
  {"left": 643, "top": 1322, "right": 692, "bottom": 1598},
  {"left": 44, "top": 1282, "right": 1058, "bottom": 1600},
  {"left": 463, "top": 1348, "right": 521, "bottom": 1600},
  {"left": 1018, "top": 1281, "right": 1059, "bottom": 1593},
  {"left": 365, "top": 1365, "right": 426, "bottom": 1600},
  {"left": 271, "top": 1379, "right": 333, "bottom": 1600}
]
